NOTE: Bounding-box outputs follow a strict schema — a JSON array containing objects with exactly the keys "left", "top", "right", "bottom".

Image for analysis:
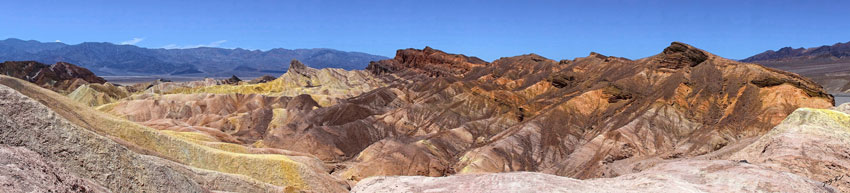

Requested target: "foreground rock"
[
  {"left": 0, "top": 75, "right": 348, "bottom": 192},
  {"left": 0, "top": 145, "right": 109, "bottom": 193},
  {"left": 352, "top": 160, "right": 835, "bottom": 193},
  {"left": 732, "top": 107, "right": 850, "bottom": 192}
]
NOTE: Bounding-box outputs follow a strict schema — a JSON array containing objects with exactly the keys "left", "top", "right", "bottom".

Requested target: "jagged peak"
[
  {"left": 423, "top": 46, "right": 436, "bottom": 52},
  {"left": 588, "top": 52, "right": 608, "bottom": 60},
  {"left": 289, "top": 59, "right": 308, "bottom": 70},
  {"left": 222, "top": 75, "right": 241, "bottom": 85},
  {"left": 663, "top": 42, "right": 711, "bottom": 57},
  {"left": 654, "top": 42, "right": 711, "bottom": 69},
  {"left": 492, "top": 53, "right": 552, "bottom": 63},
  {"left": 287, "top": 59, "right": 317, "bottom": 77},
  {"left": 368, "top": 46, "right": 488, "bottom": 77}
]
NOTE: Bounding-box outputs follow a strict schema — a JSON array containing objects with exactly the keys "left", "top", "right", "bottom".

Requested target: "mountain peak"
[
  {"left": 742, "top": 40, "right": 850, "bottom": 63},
  {"left": 655, "top": 42, "right": 710, "bottom": 69},
  {"left": 367, "top": 47, "right": 488, "bottom": 77},
  {"left": 287, "top": 59, "right": 317, "bottom": 77}
]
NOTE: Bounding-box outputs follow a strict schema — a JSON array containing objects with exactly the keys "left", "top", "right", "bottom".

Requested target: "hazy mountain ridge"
[
  {"left": 742, "top": 41, "right": 850, "bottom": 93},
  {"left": 0, "top": 38, "right": 389, "bottom": 77},
  {"left": 742, "top": 41, "right": 850, "bottom": 63}
]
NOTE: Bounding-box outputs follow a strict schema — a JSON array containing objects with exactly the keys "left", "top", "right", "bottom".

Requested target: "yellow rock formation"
[
  {"left": 67, "top": 83, "right": 131, "bottom": 107},
  {"left": 167, "top": 61, "right": 385, "bottom": 106}
]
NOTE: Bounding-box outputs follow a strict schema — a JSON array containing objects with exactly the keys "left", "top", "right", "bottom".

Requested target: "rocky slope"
[
  {"left": 165, "top": 59, "right": 386, "bottom": 106},
  {"left": 0, "top": 145, "right": 109, "bottom": 193},
  {"left": 95, "top": 60, "right": 388, "bottom": 167},
  {"left": 67, "top": 82, "right": 132, "bottom": 107},
  {"left": 731, "top": 104, "right": 850, "bottom": 192},
  {"left": 743, "top": 41, "right": 850, "bottom": 93},
  {"left": 107, "top": 43, "right": 830, "bottom": 185},
  {"left": 0, "top": 61, "right": 106, "bottom": 93},
  {"left": 353, "top": 104, "right": 850, "bottom": 192},
  {"left": 0, "top": 75, "right": 349, "bottom": 192},
  {"left": 254, "top": 43, "right": 832, "bottom": 183}
]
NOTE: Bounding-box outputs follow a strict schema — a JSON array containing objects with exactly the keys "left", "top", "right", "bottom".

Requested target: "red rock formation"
[
  {"left": 367, "top": 46, "right": 488, "bottom": 78},
  {"left": 0, "top": 61, "right": 106, "bottom": 93}
]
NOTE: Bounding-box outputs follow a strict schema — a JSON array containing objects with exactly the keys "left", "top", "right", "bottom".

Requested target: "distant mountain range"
[
  {"left": 742, "top": 41, "right": 850, "bottom": 93},
  {"left": 0, "top": 38, "right": 388, "bottom": 77}
]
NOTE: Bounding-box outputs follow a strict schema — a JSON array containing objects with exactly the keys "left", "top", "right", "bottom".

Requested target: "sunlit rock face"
[
  {"left": 453, "top": 42, "right": 834, "bottom": 179},
  {"left": 367, "top": 46, "right": 488, "bottom": 78},
  {"left": 249, "top": 43, "right": 834, "bottom": 182},
  {"left": 67, "top": 82, "right": 131, "bottom": 107},
  {"left": 353, "top": 104, "right": 850, "bottom": 193}
]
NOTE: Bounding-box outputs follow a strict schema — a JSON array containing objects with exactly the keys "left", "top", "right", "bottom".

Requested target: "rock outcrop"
[
  {"left": 731, "top": 107, "right": 850, "bottom": 192},
  {"left": 366, "top": 46, "right": 488, "bottom": 78},
  {"left": 67, "top": 82, "right": 131, "bottom": 107},
  {"left": 0, "top": 61, "right": 106, "bottom": 93},
  {"left": 223, "top": 75, "right": 242, "bottom": 85}
]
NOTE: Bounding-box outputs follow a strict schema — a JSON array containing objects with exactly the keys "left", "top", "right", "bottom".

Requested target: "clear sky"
[{"left": 1, "top": 0, "right": 848, "bottom": 61}]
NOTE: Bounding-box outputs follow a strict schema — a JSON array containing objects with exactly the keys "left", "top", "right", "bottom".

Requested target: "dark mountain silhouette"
[
  {"left": 742, "top": 41, "right": 850, "bottom": 93},
  {"left": 0, "top": 38, "right": 389, "bottom": 77}
]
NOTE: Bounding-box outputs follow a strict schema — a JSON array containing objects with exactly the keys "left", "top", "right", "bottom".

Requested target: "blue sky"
[{"left": 1, "top": 0, "right": 848, "bottom": 61}]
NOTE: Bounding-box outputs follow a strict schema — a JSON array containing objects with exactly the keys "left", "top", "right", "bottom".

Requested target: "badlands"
[{"left": 0, "top": 42, "right": 847, "bottom": 192}]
